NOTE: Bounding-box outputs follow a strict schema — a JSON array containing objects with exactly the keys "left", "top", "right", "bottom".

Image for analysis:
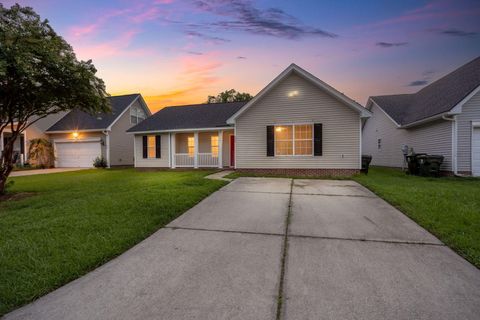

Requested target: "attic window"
[{"left": 130, "top": 107, "right": 146, "bottom": 124}]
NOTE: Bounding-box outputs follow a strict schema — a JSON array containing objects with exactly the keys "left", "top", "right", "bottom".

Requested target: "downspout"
[
  {"left": 102, "top": 130, "right": 111, "bottom": 168},
  {"left": 442, "top": 115, "right": 460, "bottom": 176}
]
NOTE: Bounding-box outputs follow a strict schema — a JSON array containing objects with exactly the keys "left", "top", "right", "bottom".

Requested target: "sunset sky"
[{"left": 4, "top": 0, "right": 480, "bottom": 112}]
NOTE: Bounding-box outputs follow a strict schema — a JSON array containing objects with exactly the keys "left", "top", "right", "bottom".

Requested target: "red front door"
[{"left": 230, "top": 135, "right": 235, "bottom": 167}]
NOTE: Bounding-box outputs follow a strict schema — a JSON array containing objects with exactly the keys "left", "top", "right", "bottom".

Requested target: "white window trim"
[{"left": 274, "top": 123, "right": 314, "bottom": 157}]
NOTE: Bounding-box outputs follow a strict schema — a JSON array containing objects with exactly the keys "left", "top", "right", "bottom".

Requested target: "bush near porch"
[{"left": 0, "top": 169, "right": 226, "bottom": 316}]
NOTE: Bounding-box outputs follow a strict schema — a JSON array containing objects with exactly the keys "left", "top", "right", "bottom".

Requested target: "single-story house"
[
  {"left": 362, "top": 56, "right": 480, "bottom": 176},
  {"left": 45, "top": 93, "right": 151, "bottom": 167},
  {"left": 127, "top": 64, "right": 371, "bottom": 176}
]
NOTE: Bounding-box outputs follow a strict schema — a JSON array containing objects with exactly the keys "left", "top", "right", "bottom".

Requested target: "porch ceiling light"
[
  {"left": 72, "top": 131, "right": 79, "bottom": 139},
  {"left": 288, "top": 90, "right": 299, "bottom": 97}
]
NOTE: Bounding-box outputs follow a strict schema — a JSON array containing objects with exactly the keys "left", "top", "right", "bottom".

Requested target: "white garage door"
[
  {"left": 473, "top": 127, "right": 480, "bottom": 176},
  {"left": 56, "top": 141, "right": 102, "bottom": 168}
]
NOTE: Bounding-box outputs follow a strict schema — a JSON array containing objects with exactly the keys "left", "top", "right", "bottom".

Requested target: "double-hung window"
[
  {"left": 147, "top": 135, "right": 156, "bottom": 158},
  {"left": 187, "top": 136, "right": 195, "bottom": 156},
  {"left": 274, "top": 124, "right": 313, "bottom": 156},
  {"left": 211, "top": 136, "right": 219, "bottom": 157}
]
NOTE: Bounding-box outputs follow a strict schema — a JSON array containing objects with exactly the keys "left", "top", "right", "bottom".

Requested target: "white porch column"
[
  {"left": 194, "top": 131, "right": 199, "bottom": 169},
  {"left": 218, "top": 130, "right": 223, "bottom": 168},
  {"left": 171, "top": 133, "right": 176, "bottom": 169}
]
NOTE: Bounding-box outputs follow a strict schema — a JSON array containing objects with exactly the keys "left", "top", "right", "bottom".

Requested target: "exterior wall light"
[
  {"left": 72, "top": 131, "right": 79, "bottom": 139},
  {"left": 288, "top": 90, "right": 299, "bottom": 97}
]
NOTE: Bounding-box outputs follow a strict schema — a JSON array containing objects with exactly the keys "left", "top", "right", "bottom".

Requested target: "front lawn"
[
  {"left": 0, "top": 169, "right": 226, "bottom": 315},
  {"left": 354, "top": 167, "right": 480, "bottom": 268}
]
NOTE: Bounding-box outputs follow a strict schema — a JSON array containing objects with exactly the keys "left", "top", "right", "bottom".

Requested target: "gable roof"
[
  {"left": 227, "top": 63, "right": 371, "bottom": 124},
  {"left": 127, "top": 101, "right": 246, "bottom": 133},
  {"left": 370, "top": 56, "right": 480, "bottom": 126},
  {"left": 46, "top": 94, "right": 143, "bottom": 132}
]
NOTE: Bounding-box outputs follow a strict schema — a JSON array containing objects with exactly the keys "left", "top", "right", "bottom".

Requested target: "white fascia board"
[
  {"left": 126, "top": 127, "right": 234, "bottom": 135},
  {"left": 227, "top": 63, "right": 371, "bottom": 124},
  {"left": 53, "top": 137, "right": 102, "bottom": 143},
  {"left": 46, "top": 129, "right": 106, "bottom": 134}
]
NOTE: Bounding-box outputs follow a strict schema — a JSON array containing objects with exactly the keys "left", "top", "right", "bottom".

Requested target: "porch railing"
[
  {"left": 198, "top": 153, "right": 218, "bottom": 167},
  {"left": 174, "top": 153, "right": 194, "bottom": 167},
  {"left": 174, "top": 153, "right": 218, "bottom": 167}
]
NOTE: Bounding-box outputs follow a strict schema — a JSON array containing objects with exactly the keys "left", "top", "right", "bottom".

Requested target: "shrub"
[{"left": 93, "top": 156, "right": 107, "bottom": 168}]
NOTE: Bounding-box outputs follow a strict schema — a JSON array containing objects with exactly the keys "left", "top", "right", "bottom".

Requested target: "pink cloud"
[{"left": 72, "top": 30, "right": 151, "bottom": 60}]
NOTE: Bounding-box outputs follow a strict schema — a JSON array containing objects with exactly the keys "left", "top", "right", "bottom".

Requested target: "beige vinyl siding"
[
  {"left": 235, "top": 73, "right": 361, "bottom": 169},
  {"left": 362, "top": 103, "right": 406, "bottom": 168},
  {"left": 457, "top": 89, "right": 480, "bottom": 172},
  {"left": 362, "top": 103, "right": 452, "bottom": 171},
  {"left": 134, "top": 134, "right": 169, "bottom": 167},
  {"left": 109, "top": 100, "right": 142, "bottom": 166}
]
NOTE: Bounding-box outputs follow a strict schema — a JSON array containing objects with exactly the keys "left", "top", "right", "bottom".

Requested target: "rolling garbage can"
[
  {"left": 405, "top": 153, "right": 426, "bottom": 175},
  {"left": 361, "top": 155, "right": 372, "bottom": 174},
  {"left": 416, "top": 155, "right": 444, "bottom": 177}
]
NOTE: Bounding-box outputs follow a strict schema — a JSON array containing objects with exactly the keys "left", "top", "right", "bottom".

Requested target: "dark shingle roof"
[
  {"left": 127, "top": 101, "right": 247, "bottom": 132},
  {"left": 371, "top": 56, "right": 480, "bottom": 126},
  {"left": 47, "top": 94, "right": 140, "bottom": 131}
]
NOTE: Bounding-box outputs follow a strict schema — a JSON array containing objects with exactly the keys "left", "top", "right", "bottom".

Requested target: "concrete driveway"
[
  {"left": 4, "top": 178, "right": 480, "bottom": 320},
  {"left": 10, "top": 168, "right": 87, "bottom": 177}
]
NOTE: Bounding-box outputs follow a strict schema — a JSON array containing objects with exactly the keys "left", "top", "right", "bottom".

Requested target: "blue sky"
[{"left": 4, "top": 0, "right": 480, "bottom": 110}]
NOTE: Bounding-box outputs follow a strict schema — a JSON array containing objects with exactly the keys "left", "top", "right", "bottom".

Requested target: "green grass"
[
  {"left": 225, "top": 167, "right": 480, "bottom": 269},
  {"left": 354, "top": 167, "right": 480, "bottom": 268},
  {"left": 0, "top": 169, "right": 226, "bottom": 315}
]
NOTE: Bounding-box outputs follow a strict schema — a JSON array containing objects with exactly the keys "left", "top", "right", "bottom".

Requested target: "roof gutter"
[{"left": 400, "top": 113, "right": 449, "bottom": 128}]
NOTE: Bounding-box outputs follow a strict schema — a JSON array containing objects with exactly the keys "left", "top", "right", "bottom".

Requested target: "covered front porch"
[
  {"left": 172, "top": 130, "right": 234, "bottom": 168},
  {"left": 1, "top": 130, "right": 27, "bottom": 164}
]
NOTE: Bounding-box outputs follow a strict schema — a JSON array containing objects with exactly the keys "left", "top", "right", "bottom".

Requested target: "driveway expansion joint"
[
  {"left": 292, "top": 192, "right": 376, "bottom": 198},
  {"left": 288, "top": 233, "right": 445, "bottom": 246},
  {"left": 275, "top": 179, "right": 293, "bottom": 320},
  {"left": 219, "top": 190, "right": 291, "bottom": 195},
  {"left": 164, "top": 226, "right": 284, "bottom": 237}
]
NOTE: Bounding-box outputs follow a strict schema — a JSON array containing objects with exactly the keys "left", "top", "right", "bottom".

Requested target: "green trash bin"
[{"left": 416, "top": 155, "right": 444, "bottom": 177}]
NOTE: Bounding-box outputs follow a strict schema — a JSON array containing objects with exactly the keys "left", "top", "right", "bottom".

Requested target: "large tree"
[
  {"left": 206, "top": 89, "right": 253, "bottom": 103},
  {"left": 0, "top": 4, "right": 110, "bottom": 194}
]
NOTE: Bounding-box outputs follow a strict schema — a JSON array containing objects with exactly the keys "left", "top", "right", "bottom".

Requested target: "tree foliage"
[
  {"left": 0, "top": 4, "right": 110, "bottom": 194},
  {"left": 28, "top": 138, "right": 54, "bottom": 168},
  {"left": 206, "top": 89, "right": 253, "bottom": 103}
]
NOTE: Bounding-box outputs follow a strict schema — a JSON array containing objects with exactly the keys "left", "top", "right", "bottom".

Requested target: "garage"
[
  {"left": 473, "top": 126, "right": 480, "bottom": 176},
  {"left": 55, "top": 140, "right": 102, "bottom": 168}
]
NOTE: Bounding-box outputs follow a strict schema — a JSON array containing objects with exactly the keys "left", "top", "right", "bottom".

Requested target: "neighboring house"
[
  {"left": 127, "top": 64, "right": 371, "bottom": 176},
  {"left": 46, "top": 93, "right": 151, "bottom": 167},
  {"left": 362, "top": 56, "right": 480, "bottom": 176},
  {"left": 1, "top": 112, "right": 68, "bottom": 165}
]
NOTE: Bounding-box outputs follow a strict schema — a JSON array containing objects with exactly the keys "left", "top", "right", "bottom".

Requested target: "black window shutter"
[
  {"left": 314, "top": 123, "right": 323, "bottom": 156},
  {"left": 20, "top": 136, "right": 25, "bottom": 154},
  {"left": 266, "top": 126, "right": 274, "bottom": 157},
  {"left": 142, "top": 136, "right": 148, "bottom": 158},
  {"left": 155, "top": 135, "right": 161, "bottom": 158}
]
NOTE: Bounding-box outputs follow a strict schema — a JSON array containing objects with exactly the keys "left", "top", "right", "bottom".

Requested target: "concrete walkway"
[
  {"left": 10, "top": 168, "right": 87, "bottom": 177},
  {"left": 204, "top": 170, "right": 234, "bottom": 181},
  {"left": 4, "top": 178, "right": 480, "bottom": 320}
]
